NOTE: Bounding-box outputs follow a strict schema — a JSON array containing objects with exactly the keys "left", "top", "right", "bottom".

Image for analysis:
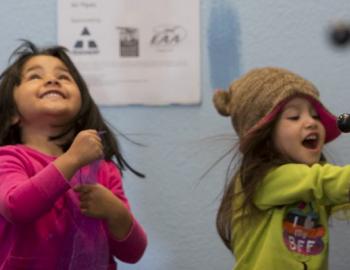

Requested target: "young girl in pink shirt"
[{"left": 0, "top": 40, "right": 147, "bottom": 269}]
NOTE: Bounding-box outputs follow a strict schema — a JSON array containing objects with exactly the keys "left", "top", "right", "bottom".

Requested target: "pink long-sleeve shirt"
[{"left": 0, "top": 145, "right": 147, "bottom": 270}]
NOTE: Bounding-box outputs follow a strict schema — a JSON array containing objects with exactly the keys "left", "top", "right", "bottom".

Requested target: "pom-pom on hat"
[{"left": 213, "top": 67, "right": 340, "bottom": 143}]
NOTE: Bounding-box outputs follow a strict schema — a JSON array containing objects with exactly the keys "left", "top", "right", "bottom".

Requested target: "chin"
[
  {"left": 45, "top": 107, "right": 78, "bottom": 117},
  {"left": 305, "top": 161, "right": 317, "bottom": 166},
  {"left": 45, "top": 112, "right": 77, "bottom": 126},
  {"left": 305, "top": 158, "right": 321, "bottom": 166}
]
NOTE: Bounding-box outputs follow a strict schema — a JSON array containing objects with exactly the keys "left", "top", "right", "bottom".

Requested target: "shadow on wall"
[{"left": 208, "top": 0, "right": 241, "bottom": 90}]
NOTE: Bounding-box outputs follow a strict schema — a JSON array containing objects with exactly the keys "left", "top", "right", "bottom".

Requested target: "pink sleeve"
[
  {"left": 102, "top": 162, "right": 147, "bottom": 263},
  {"left": 0, "top": 148, "right": 70, "bottom": 223}
]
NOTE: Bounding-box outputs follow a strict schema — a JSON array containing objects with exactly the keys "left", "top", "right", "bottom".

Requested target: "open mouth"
[
  {"left": 40, "top": 90, "right": 65, "bottom": 99},
  {"left": 302, "top": 134, "right": 319, "bottom": 149}
]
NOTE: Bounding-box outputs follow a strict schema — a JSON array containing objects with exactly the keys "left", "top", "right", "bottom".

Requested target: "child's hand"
[
  {"left": 74, "top": 184, "right": 133, "bottom": 239},
  {"left": 53, "top": 130, "right": 103, "bottom": 180},
  {"left": 66, "top": 129, "right": 104, "bottom": 168},
  {"left": 74, "top": 183, "right": 123, "bottom": 218}
]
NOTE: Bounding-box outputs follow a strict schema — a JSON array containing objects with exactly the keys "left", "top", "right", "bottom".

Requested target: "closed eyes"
[
  {"left": 24, "top": 73, "right": 72, "bottom": 81},
  {"left": 26, "top": 73, "right": 41, "bottom": 80},
  {"left": 287, "top": 114, "right": 320, "bottom": 121},
  {"left": 57, "top": 74, "right": 72, "bottom": 81},
  {"left": 287, "top": 116, "right": 299, "bottom": 120}
]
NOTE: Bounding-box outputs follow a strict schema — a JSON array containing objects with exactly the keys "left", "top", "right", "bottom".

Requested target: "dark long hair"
[
  {"left": 0, "top": 40, "right": 144, "bottom": 177},
  {"left": 216, "top": 117, "right": 326, "bottom": 250}
]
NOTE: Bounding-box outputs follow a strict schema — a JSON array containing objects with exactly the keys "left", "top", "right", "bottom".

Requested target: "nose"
[
  {"left": 45, "top": 78, "right": 60, "bottom": 86},
  {"left": 304, "top": 115, "right": 318, "bottom": 129}
]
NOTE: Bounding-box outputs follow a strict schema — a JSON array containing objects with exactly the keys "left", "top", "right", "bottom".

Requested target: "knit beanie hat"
[{"left": 213, "top": 67, "right": 340, "bottom": 143}]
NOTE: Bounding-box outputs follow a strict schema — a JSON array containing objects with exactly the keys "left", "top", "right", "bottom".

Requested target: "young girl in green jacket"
[{"left": 213, "top": 67, "right": 348, "bottom": 270}]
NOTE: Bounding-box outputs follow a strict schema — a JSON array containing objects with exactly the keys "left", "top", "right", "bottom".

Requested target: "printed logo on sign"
[
  {"left": 117, "top": 27, "right": 139, "bottom": 57},
  {"left": 150, "top": 25, "right": 187, "bottom": 51},
  {"left": 72, "top": 27, "right": 99, "bottom": 55}
]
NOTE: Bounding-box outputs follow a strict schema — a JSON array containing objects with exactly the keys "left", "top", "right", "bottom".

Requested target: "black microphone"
[
  {"left": 329, "top": 23, "right": 350, "bottom": 47},
  {"left": 337, "top": 113, "right": 350, "bottom": 132}
]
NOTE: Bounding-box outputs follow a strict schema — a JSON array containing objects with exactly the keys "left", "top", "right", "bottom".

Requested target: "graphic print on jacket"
[{"left": 283, "top": 202, "right": 325, "bottom": 256}]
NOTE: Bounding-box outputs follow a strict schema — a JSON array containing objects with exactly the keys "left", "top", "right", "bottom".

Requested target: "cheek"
[
  {"left": 13, "top": 92, "right": 25, "bottom": 112},
  {"left": 71, "top": 92, "right": 83, "bottom": 115},
  {"left": 272, "top": 127, "right": 283, "bottom": 152},
  {"left": 68, "top": 85, "right": 82, "bottom": 104},
  {"left": 320, "top": 125, "right": 326, "bottom": 142},
  {"left": 14, "top": 85, "right": 33, "bottom": 102},
  {"left": 75, "top": 92, "right": 82, "bottom": 108},
  {"left": 274, "top": 135, "right": 285, "bottom": 154},
  {"left": 272, "top": 125, "right": 296, "bottom": 153}
]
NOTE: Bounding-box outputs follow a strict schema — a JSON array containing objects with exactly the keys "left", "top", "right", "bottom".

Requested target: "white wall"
[{"left": 1, "top": 1, "right": 350, "bottom": 269}]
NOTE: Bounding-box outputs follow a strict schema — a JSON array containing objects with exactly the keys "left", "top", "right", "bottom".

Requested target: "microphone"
[
  {"left": 337, "top": 113, "right": 350, "bottom": 132},
  {"left": 330, "top": 24, "right": 350, "bottom": 47}
]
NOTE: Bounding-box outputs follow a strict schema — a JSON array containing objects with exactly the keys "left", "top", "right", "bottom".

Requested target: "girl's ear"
[{"left": 11, "top": 114, "right": 20, "bottom": 125}]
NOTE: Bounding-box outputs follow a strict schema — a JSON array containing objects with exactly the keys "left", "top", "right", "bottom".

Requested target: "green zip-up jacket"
[{"left": 232, "top": 163, "right": 350, "bottom": 270}]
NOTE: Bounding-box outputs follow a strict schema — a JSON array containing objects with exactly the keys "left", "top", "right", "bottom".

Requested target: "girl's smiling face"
[
  {"left": 272, "top": 97, "right": 326, "bottom": 166},
  {"left": 13, "top": 55, "right": 82, "bottom": 128}
]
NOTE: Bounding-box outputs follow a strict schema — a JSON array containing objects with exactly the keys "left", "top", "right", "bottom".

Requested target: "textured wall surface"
[{"left": 1, "top": 1, "right": 350, "bottom": 269}]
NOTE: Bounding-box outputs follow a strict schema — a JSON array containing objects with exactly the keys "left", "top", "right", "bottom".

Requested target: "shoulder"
[
  {"left": 0, "top": 144, "right": 24, "bottom": 154},
  {"left": 264, "top": 162, "right": 349, "bottom": 186},
  {"left": 0, "top": 144, "right": 44, "bottom": 157},
  {"left": 0, "top": 145, "right": 31, "bottom": 161},
  {"left": 0, "top": 145, "right": 34, "bottom": 173},
  {"left": 268, "top": 163, "right": 340, "bottom": 176},
  {"left": 0, "top": 145, "right": 53, "bottom": 169}
]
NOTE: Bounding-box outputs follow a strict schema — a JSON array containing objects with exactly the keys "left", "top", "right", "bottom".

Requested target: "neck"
[{"left": 20, "top": 126, "right": 70, "bottom": 157}]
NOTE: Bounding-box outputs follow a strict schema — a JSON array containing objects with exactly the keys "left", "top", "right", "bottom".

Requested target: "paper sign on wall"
[{"left": 58, "top": 0, "right": 200, "bottom": 106}]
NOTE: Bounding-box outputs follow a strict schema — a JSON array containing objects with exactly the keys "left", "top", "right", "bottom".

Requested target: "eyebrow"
[
  {"left": 282, "top": 104, "right": 300, "bottom": 112},
  {"left": 23, "top": 65, "right": 69, "bottom": 74},
  {"left": 22, "top": 65, "right": 42, "bottom": 74},
  {"left": 283, "top": 104, "right": 317, "bottom": 115},
  {"left": 55, "top": 66, "right": 69, "bottom": 73}
]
